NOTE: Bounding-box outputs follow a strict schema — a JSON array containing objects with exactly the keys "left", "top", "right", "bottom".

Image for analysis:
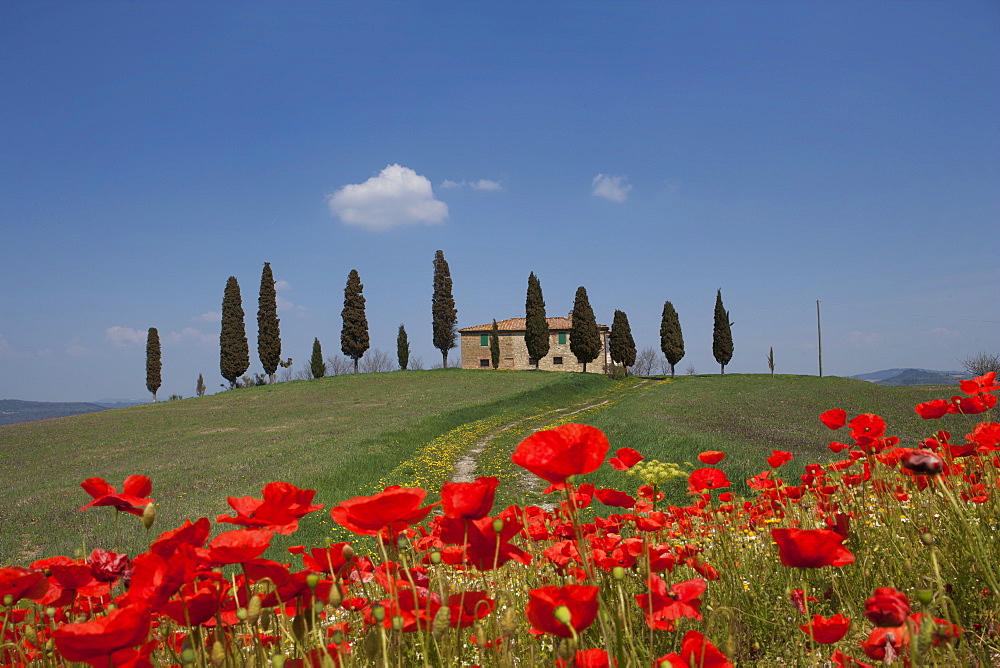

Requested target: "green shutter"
[
  {"left": 481, "top": 334, "right": 489, "bottom": 346},
  {"left": 558, "top": 332, "right": 566, "bottom": 345}
]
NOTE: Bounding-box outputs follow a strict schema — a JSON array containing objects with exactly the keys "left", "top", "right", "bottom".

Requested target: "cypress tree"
[
  {"left": 220, "top": 276, "right": 249, "bottom": 389},
  {"left": 609, "top": 309, "right": 637, "bottom": 373},
  {"left": 341, "top": 269, "right": 370, "bottom": 373},
  {"left": 196, "top": 373, "right": 206, "bottom": 397},
  {"left": 659, "top": 301, "right": 684, "bottom": 378},
  {"left": 712, "top": 289, "right": 734, "bottom": 374},
  {"left": 569, "top": 286, "right": 601, "bottom": 373},
  {"left": 524, "top": 272, "right": 549, "bottom": 369},
  {"left": 397, "top": 324, "right": 410, "bottom": 370},
  {"left": 490, "top": 319, "right": 501, "bottom": 369},
  {"left": 146, "top": 327, "right": 161, "bottom": 402},
  {"left": 257, "top": 262, "right": 281, "bottom": 384},
  {"left": 431, "top": 250, "right": 457, "bottom": 368},
  {"left": 310, "top": 338, "right": 326, "bottom": 378}
]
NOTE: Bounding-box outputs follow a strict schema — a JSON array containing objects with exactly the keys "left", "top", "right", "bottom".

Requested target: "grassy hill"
[{"left": 0, "top": 370, "right": 968, "bottom": 565}]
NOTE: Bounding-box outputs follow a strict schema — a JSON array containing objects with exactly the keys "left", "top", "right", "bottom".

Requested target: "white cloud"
[
  {"left": 106, "top": 326, "right": 146, "bottom": 347},
  {"left": 0, "top": 334, "right": 12, "bottom": 358},
  {"left": 167, "top": 328, "right": 214, "bottom": 345},
  {"left": 274, "top": 279, "right": 292, "bottom": 291},
  {"left": 277, "top": 296, "right": 307, "bottom": 313},
  {"left": 440, "top": 178, "right": 503, "bottom": 191},
  {"left": 327, "top": 164, "right": 448, "bottom": 231},
  {"left": 592, "top": 174, "right": 632, "bottom": 202},
  {"left": 928, "top": 327, "right": 959, "bottom": 338},
  {"left": 193, "top": 311, "right": 221, "bottom": 323},
  {"left": 849, "top": 330, "right": 882, "bottom": 348}
]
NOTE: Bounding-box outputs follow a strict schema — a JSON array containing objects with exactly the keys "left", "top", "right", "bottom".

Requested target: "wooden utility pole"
[{"left": 816, "top": 300, "right": 823, "bottom": 377}]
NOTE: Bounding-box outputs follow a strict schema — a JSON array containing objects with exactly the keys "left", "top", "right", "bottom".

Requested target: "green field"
[{"left": 0, "top": 370, "right": 967, "bottom": 565}]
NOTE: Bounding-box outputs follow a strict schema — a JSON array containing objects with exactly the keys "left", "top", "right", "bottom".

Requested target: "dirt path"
[{"left": 449, "top": 379, "right": 658, "bottom": 496}]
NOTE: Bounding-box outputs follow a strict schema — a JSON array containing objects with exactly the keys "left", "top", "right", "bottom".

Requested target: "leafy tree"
[
  {"left": 257, "top": 262, "right": 282, "bottom": 383},
  {"left": 659, "top": 301, "right": 684, "bottom": 378},
  {"left": 341, "top": 269, "right": 370, "bottom": 373},
  {"left": 145, "top": 327, "right": 161, "bottom": 402},
  {"left": 524, "top": 272, "right": 549, "bottom": 369},
  {"left": 397, "top": 324, "right": 410, "bottom": 370},
  {"left": 196, "top": 373, "right": 206, "bottom": 397},
  {"left": 310, "top": 338, "right": 326, "bottom": 379},
  {"left": 220, "top": 276, "right": 249, "bottom": 389},
  {"left": 609, "top": 309, "right": 637, "bottom": 373},
  {"left": 712, "top": 289, "right": 734, "bottom": 374},
  {"left": 569, "top": 286, "right": 601, "bottom": 373},
  {"left": 490, "top": 319, "right": 501, "bottom": 369},
  {"left": 431, "top": 250, "right": 457, "bottom": 368}
]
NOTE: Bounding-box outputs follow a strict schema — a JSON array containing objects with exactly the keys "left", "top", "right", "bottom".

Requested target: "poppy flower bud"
[
  {"left": 372, "top": 604, "right": 386, "bottom": 622},
  {"left": 901, "top": 450, "right": 944, "bottom": 476},
  {"left": 305, "top": 573, "right": 321, "bottom": 590},
  {"left": 363, "top": 632, "right": 380, "bottom": 660},
  {"left": 920, "top": 532, "right": 935, "bottom": 546},
  {"left": 248, "top": 595, "right": 262, "bottom": 623},
  {"left": 432, "top": 606, "right": 451, "bottom": 640},
  {"left": 865, "top": 587, "right": 911, "bottom": 627},
  {"left": 342, "top": 544, "right": 354, "bottom": 561},
  {"left": 915, "top": 589, "right": 934, "bottom": 605},
  {"left": 236, "top": 608, "right": 248, "bottom": 621},
  {"left": 554, "top": 605, "right": 573, "bottom": 626},
  {"left": 141, "top": 502, "right": 156, "bottom": 530},
  {"left": 500, "top": 607, "right": 519, "bottom": 635},
  {"left": 211, "top": 640, "right": 225, "bottom": 665},
  {"left": 327, "top": 585, "right": 342, "bottom": 608}
]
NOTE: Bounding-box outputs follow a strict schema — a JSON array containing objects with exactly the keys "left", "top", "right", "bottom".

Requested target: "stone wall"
[{"left": 460, "top": 329, "right": 608, "bottom": 373}]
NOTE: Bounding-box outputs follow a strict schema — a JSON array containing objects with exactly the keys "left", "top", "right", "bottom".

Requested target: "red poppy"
[
  {"left": 609, "top": 447, "right": 644, "bottom": 471},
  {"left": 445, "top": 590, "right": 495, "bottom": 628},
  {"left": 526, "top": 584, "right": 599, "bottom": 638},
  {"left": 915, "top": 399, "right": 951, "bottom": 420},
  {"left": 160, "top": 580, "right": 227, "bottom": 626},
  {"left": 960, "top": 371, "right": 999, "bottom": 395},
  {"left": 438, "top": 514, "right": 531, "bottom": 571},
  {"left": 771, "top": 528, "right": 855, "bottom": 568},
  {"left": 205, "top": 528, "right": 274, "bottom": 566},
  {"left": 635, "top": 576, "right": 705, "bottom": 630},
  {"left": 860, "top": 624, "right": 909, "bottom": 662},
  {"left": 688, "top": 468, "right": 731, "bottom": 493},
  {"left": 697, "top": 451, "right": 726, "bottom": 465},
  {"left": 440, "top": 476, "right": 499, "bottom": 519},
  {"left": 555, "top": 648, "right": 614, "bottom": 667},
  {"left": 512, "top": 424, "right": 610, "bottom": 484},
  {"left": 0, "top": 566, "right": 48, "bottom": 603},
  {"left": 217, "top": 481, "right": 324, "bottom": 535},
  {"left": 86, "top": 548, "right": 131, "bottom": 583},
  {"left": 656, "top": 630, "right": 733, "bottom": 668},
  {"left": 864, "top": 587, "right": 910, "bottom": 627},
  {"left": 900, "top": 449, "right": 944, "bottom": 475},
  {"left": 79, "top": 475, "right": 152, "bottom": 516},
  {"left": 288, "top": 543, "right": 353, "bottom": 574},
  {"left": 766, "top": 450, "right": 793, "bottom": 468},
  {"left": 967, "top": 422, "right": 1000, "bottom": 450},
  {"left": 800, "top": 613, "right": 851, "bottom": 643},
  {"left": 951, "top": 393, "right": 998, "bottom": 415},
  {"left": 820, "top": 409, "right": 847, "bottom": 430},
  {"left": 594, "top": 487, "right": 636, "bottom": 508},
  {"left": 849, "top": 414, "right": 885, "bottom": 441},
  {"left": 330, "top": 485, "right": 438, "bottom": 539},
  {"left": 53, "top": 602, "right": 152, "bottom": 665}
]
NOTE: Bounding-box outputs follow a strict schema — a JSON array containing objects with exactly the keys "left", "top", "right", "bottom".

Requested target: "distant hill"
[
  {"left": 849, "top": 368, "right": 968, "bottom": 387},
  {"left": 0, "top": 399, "right": 111, "bottom": 425}
]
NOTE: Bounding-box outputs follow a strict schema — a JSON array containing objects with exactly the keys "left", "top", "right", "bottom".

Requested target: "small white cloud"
[
  {"left": 65, "top": 342, "right": 89, "bottom": 357},
  {"left": 928, "top": 327, "right": 959, "bottom": 338},
  {"left": 849, "top": 331, "right": 882, "bottom": 348},
  {"left": 274, "top": 279, "right": 292, "bottom": 291},
  {"left": 106, "top": 326, "right": 146, "bottom": 347},
  {"left": 327, "top": 164, "right": 448, "bottom": 231},
  {"left": 592, "top": 174, "right": 632, "bottom": 202},
  {"left": 167, "top": 328, "right": 214, "bottom": 344},
  {"left": 277, "top": 296, "right": 307, "bottom": 313},
  {"left": 193, "top": 311, "right": 221, "bottom": 323},
  {"left": 440, "top": 178, "right": 503, "bottom": 191}
]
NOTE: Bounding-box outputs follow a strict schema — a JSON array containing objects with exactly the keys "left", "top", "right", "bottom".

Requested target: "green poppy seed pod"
[
  {"left": 2, "top": 594, "right": 12, "bottom": 606},
  {"left": 554, "top": 605, "right": 572, "bottom": 626},
  {"left": 432, "top": 605, "right": 451, "bottom": 639},
  {"left": 23, "top": 625, "right": 37, "bottom": 644},
  {"left": 612, "top": 566, "right": 625, "bottom": 580},
  {"left": 920, "top": 532, "right": 935, "bottom": 546},
  {"left": 142, "top": 502, "right": 156, "bottom": 530},
  {"left": 210, "top": 640, "right": 225, "bottom": 665},
  {"left": 331, "top": 629, "right": 343, "bottom": 644},
  {"left": 372, "top": 604, "right": 386, "bottom": 622},
  {"left": 472, "top": 623, "right": 487, "bottom": 647},
  {"left": 430, "top": 550, "right": 442, "bottom": 565},
  {"left": 391, "top": 614, "right": 404, "bottom": 632},
  {"left": 493, "top": 518, "right": 504, "bottom": 533},
  {"left": 327, "top": 584, "right": 342, "bottom": 608},
  {"left": 236, "top": 607, "right": 248, "bottom": 621},
  {"left": 565, "top": 475, "right": 577, "bottom": 485},
  {"left": 180, "top": 646, "right": 196, "bottom": 664},
  {"left": 915, "top": 589, "right": 934, "bottom": 605},
  {"left": 271, "top": 654, "right": 287, "bottom": 668},
  {"left": 306, "top": 573, "right": 321, "bottom": 590},
  {"left": 396, "top": 535, "right": 409, "bottom": 551},
  {"left": 247, "top": 595, "right": 262, "bottom": 623},
  {"left": 45, "top": 606, "right": 56, "bottom": 618}
]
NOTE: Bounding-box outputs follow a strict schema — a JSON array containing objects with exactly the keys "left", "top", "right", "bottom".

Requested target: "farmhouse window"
[
  {"left": 528, "top": 358, "right": 538, "bottom": 366},
  {"left": 553, "top": 357, "right": 564, "bottom": 365},
  {"left": 558, "top": 332, "right": 567, "bottom": 344},
  {"left": 480, "top": 359, "right": 490, "bottom": 367},
  {"left": 480, "top": 334, "right": 489, "bottom": 346}
]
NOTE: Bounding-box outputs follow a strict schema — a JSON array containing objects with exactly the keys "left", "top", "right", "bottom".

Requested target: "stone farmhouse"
[{"left": 459, "top": 313, "right": 610, "bottom": 372}]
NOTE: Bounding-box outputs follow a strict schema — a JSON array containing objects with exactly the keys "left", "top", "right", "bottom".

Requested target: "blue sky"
[{"left": 2, "top": 1, "right": 998, "bottom": 402}]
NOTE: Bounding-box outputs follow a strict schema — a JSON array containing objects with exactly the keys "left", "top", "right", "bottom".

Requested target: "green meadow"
[{"left": 0, "top": 370, "right": 958, "bottom": 565}]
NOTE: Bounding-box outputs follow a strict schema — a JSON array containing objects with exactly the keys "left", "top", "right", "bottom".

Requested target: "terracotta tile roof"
[{"left": 459, "top": 315, "right": 608, "bottom": 332}]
